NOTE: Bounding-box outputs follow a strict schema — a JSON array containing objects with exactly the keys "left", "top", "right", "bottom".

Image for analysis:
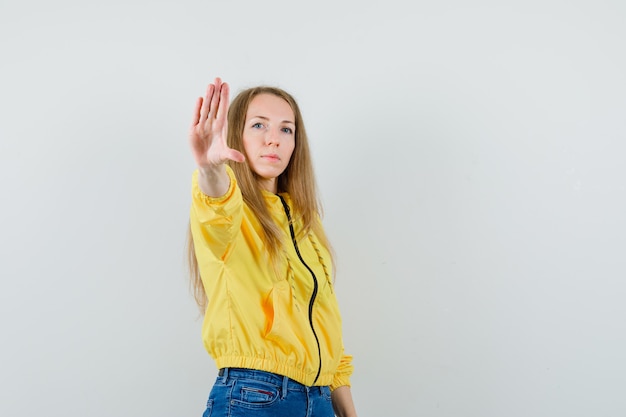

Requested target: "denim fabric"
[{"left": 202, "top": 368, "right": 334, "bottom": 417}]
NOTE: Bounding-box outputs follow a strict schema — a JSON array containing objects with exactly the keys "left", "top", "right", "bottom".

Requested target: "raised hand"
[
  {"left": 189, "top": 78, "right": 245, "bottom": 196},
  {"left": 189, "top": 78, "right": 245, "bottom": 170}
]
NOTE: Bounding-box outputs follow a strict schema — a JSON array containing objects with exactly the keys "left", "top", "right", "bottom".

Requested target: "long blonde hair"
[{"left": 187, "top": 86, "right": 332, "bottom": 311}]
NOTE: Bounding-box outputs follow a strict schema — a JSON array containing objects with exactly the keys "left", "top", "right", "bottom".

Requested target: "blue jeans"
[{"left": 202, "top": 368, "right": 334, "bottom": 417}]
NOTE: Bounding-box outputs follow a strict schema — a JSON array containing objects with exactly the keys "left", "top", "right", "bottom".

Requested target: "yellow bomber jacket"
[{"left": 189, "top": 167, "right": 353, "bottom": 390}]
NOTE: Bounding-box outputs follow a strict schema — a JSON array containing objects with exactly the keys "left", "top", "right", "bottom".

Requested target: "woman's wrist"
[{"left": 197, "top": 164, "right": 229, "bottom": 197}]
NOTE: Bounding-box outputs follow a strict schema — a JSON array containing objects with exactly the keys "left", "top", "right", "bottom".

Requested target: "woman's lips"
[{"left": 262, "top": 154, "right": 280, "bottom": 162}]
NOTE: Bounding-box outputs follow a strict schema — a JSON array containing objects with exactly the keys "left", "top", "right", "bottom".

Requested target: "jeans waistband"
[{"left": 218, "top": 368, "right": 326, "bottom": 394}]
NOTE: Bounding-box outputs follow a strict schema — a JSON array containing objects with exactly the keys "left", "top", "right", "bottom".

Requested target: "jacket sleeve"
[
  {"left": 189, "top": 166, "right": 243, "bottom": 261},
  {"left": 330, "top": 349, "right": 354, "bottom": 391}
]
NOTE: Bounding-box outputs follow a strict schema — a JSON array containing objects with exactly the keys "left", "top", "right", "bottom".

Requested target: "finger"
[
  {"left": 200, "top": 83, "right": 215, "bottom": 121},
  {"left": 223, "top": 148, "right": 246, "bottom": 164},
  {"left": 215, "top": 82, "right": 229, "bottom": 123},
  {"left": 190, "top": 97, "right": 203, "bottom": 128},
  {"left": 208, "top": 77, "right": 223, "bottom": 119}
]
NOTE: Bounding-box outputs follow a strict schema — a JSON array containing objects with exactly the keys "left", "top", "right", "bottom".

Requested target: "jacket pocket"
[{"left": 264, "top": 280, "right": 310, "bottom": 350}]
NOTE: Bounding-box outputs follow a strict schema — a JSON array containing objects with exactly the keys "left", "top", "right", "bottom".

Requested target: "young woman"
[{"left": 187, "top": 77, "right": 358, "bottom": 417}]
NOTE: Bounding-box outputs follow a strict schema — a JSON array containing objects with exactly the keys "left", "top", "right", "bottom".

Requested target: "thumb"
[{"left": 223, "top": 149, "right": 246, "bottom": 163}]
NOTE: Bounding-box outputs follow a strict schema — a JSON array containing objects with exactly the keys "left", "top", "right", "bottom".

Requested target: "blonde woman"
[{"left": 187, "top": 77, "right": 358, "bottom": 417}]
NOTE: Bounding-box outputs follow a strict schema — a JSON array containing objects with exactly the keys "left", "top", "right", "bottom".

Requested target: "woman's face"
[{"left": 242, "top": 93, "right": 296, "bottom": 193}]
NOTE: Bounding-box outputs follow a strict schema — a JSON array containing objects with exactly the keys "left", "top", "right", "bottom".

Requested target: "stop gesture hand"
[
  {"left": 189, "top": 78, "right": 245, "bottom": 170},
  {"left": 189, "top": 78, "right": 245, "bottom": 196}
]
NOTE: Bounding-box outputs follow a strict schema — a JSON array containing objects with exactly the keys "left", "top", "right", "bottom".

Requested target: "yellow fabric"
[{"left": 189, "top": 167, "right": 353, "bottom": 390}]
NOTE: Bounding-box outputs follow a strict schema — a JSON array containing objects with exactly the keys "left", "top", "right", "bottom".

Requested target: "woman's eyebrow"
[{"left": 250, "top": 115, "right": 295, "bottom": 125}]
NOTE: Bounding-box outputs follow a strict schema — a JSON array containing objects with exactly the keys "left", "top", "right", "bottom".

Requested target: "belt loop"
[
  {"left": 281, "top": 375, "right": 288, "bottom": 399},
  {"left": 220, "top": 368, "right": 229, "bottom": 381}
]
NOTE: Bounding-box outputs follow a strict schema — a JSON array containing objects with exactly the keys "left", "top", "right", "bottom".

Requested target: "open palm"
[{"left": 189, "top": 78, "right": 245, "bottom": 169}]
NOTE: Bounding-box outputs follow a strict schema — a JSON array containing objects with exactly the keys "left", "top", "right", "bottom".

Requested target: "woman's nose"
[{"left": 265, "top": 127, "right": 280, "bottom": 146}]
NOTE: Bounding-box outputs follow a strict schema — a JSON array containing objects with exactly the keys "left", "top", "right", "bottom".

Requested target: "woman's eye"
[
  {"left": 252, "top": 122, "right": 264, "bottom": 129},
  {"left": 281, "top": 127, "right": 293, "bottom": 134}
]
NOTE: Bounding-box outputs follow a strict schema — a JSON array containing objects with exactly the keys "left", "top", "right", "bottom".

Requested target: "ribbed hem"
[
  {"left": 215, "top": 355, "right": 336, "bottom": 388},
  {"left": 330, "top": 374, "right": 352, "bottom": 392}
]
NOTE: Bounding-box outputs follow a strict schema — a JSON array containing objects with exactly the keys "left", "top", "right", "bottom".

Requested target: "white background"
[{"left": 1, "top": 1, "right": 625, "bottom": 416}]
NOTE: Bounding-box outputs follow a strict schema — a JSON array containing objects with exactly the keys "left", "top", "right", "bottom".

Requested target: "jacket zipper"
[{"left": 277, "top": 195, "right": 322, "bottom": 385}]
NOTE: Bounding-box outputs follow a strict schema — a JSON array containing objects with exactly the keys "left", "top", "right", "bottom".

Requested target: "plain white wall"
[{"left": 1, "top": 1, "right": 625, "bottom": 416}]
